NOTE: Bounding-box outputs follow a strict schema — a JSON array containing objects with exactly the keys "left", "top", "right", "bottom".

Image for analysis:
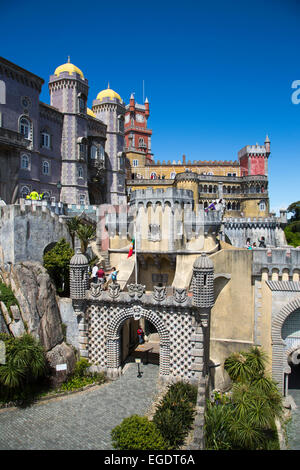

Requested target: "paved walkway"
[
  {"left": 0, "top": 363, "right": 160, "bottom": 450},
  {"left": 286, "top": 389, "right": 300, "bottom": 450}
]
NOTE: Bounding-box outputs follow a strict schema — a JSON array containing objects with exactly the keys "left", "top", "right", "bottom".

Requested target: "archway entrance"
[
  {"left": 106, "top": 305, "right": 170, "bottom": 379},
  {"left": 120, "top": 317, "right": 160, "bottom": 367}
]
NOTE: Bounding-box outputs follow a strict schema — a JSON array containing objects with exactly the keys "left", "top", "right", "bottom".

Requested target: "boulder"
[{"left": 46, "top": 342, "right": 77, "bottom": 386}]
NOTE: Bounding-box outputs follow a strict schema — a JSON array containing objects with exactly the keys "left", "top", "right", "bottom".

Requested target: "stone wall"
[{"left": 0, "top": 203, "right": 71, "bottom": 264}]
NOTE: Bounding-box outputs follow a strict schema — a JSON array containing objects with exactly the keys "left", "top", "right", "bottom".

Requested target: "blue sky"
[{"left": 2, "top": 0, "right": 300, "bottom": 213}]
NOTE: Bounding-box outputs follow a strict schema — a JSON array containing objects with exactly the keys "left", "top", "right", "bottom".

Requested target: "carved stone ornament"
[
  {"left": 133, "top": 305, "right": 143, "bottom": 321},
  {"left": 90, "top": 282, "right": 102, "bottom": 298},
  {"left": 153, "top": 285, "right": 167, "bottom": 302},
  {"left": 173, "top": 287, "right": 187, "bottom": 303},
  {"left": 108, "top": 282, "right": 121, "bottom": 299},
  {"left": 127, "top": 283, "right": 145, "bottom": 298}
]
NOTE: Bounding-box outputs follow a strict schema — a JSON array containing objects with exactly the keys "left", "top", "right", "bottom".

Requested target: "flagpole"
[{"left": 135, "top": 208, "right": 138, "bottom": 284}]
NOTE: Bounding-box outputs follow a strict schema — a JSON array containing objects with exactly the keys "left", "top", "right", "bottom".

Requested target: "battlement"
[
  {"left": 252, "top": 247, "right": 300, "bottom": 277},
  {"left": 238, "top": 144, "right": 267, "bottom": 159},
  {"left": 130, "top": 187, "right": 194, "bottom": 203}
]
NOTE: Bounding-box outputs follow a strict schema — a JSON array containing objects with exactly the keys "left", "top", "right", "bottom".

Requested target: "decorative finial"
[
  {"left": 107, "top": 82, "right": 110, "bottom": 89},
  {"left": 67, "top": 55, "right": 70, "bottom": 63}
]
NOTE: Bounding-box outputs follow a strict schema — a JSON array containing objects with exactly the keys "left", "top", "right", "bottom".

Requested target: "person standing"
[
  {"left": 97, "top": 266, "right": 105, "bottom": 284},
  {"left": 91, "top": 264, "right": 98, "bottom": 283},
  {"left": 137, "top": 327, "right": 144, "bottom": 344}
]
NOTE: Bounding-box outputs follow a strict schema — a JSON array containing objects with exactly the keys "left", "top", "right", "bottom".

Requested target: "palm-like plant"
[
  {"left": 0, "top": 334, "right": 46, "bottom": 391},
  {"left": 76, "top": 223, "right": 96, "bottom": 254}
]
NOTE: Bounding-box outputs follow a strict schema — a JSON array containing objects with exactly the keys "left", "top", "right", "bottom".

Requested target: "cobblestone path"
[{"left": 0, "top": 363, "right": 159, "bottom": 450}]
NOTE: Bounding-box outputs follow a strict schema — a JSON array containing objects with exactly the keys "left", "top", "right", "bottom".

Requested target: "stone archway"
[
  {"left": 106, "top": 304, "right": 170, "bottom": 379},
  {"left": 272, "top": 297, "right": 300, "bottom": 394}
]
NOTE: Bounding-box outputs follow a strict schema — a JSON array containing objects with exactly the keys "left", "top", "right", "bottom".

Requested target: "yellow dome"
[
  {"left": 96, "top": 84, "right": 122, "bottom": 102},
  {"left": 54, "top": 59, "right": 84, "bottom": 79},
  {"left": 87, "top": 107, "right": 96, "bottom": 118}
]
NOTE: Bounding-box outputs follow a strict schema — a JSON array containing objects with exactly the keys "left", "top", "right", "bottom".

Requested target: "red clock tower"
[{"left": 124, "top": 94, "right": 153, "bottom": 164}]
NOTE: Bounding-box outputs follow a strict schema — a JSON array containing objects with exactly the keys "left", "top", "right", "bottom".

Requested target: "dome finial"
[
  {"left": 67, "top": 55, "right": 70, "bottom": 63},
  {"left": 107, "top": 81, "right": 110, "bottom": 89}
]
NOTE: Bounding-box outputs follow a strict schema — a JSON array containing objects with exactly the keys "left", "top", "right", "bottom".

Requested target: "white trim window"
[
  {"left": 41, "top": 132, "right": 51, "bottom": 149},
  {"left": 20, "top": 153, "right": 30, "bottom": 170},
  {"left": 259, "top": 201, "right": 266, "bottom": 211},
  {"left": 90, "top": 145, "right": 98, "bottom": 159},
  {"left": 42, "top": 160, "right": 50, "bottom": 175},
  {"left": 20, "top": 185, "right": 30, "bottom": 198},
  {"left": 99, "top": 144, "right": 105, "bottom": 161},
  {"left": 78, "top": 166, "right": 84, "bottom": 178},
  {"left": 79, "top": 194, "right": 85, "bottom": 205},
  {"left": 170, "top": 172, "right": 176, "bottom": 179},
  {"left": 19, "top": 117, "right": 31, "bottom": 139},
  {"left": 132, "top": 159, "right": 139, "bottom": 167}
]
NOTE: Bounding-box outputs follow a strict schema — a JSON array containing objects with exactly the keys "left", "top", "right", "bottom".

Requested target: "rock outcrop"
[{"left": 0, "top": 261, "right": 76, "bottom": 379}]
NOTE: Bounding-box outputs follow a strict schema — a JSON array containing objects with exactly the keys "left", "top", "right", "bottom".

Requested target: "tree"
[
  {"left": 285, "top": 201, "right": 300, "bottom": 247},
  {"left": 0, "top": 333, "right": 47, "bottom": 402},
  {"left": 43, "top": 238, "right": 74, "bottom": 295},
  {"left": 205, "top": 347, "right": 283, "bottom": 450},
  {"left": 66, "top": 217, "right": 80, "bottom": 249},
  {"left": 76, "top": 223, "right": 96, "bottom": 254},
  {"left": 287, "top": 201, "right": 300, "bottom": 222}
]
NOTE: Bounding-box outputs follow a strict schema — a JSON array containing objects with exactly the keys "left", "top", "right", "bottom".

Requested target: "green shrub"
[
  {"left": 0, "top": 333, "right": 47, "bottom": 403},
  {"left": 43, "top": 238, "right": 74, "bottom": 296},
  {"left": 111, "top": 415, "right": 167, "bottom": 450},
  {"left": 59, "top": 359, "right": 106, "bottom": 392},
  {"left": 153, "top": 381, "right": 197, "bottom": 448},
  {"left": 0, "top": 282, "right": 19, "bottom": 312}
]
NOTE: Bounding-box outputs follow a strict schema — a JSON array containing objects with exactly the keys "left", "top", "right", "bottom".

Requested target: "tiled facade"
[{"left": 0, "top": 57, "right": 127, "bottom": 205}]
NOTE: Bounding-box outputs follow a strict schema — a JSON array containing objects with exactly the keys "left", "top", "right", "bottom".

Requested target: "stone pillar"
[
  {"left": 190, "top": 253, "right": 214, "bottom": 449},
  {"left": 70, "top": 250, "right": 89, "bottom": 358}
]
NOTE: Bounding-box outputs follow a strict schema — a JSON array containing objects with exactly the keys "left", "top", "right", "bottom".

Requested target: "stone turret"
[
  {"left": 192, "top": 253, "right": 214, "bottom": 309},
  {"left": 70, "top": 249, "right": 89, "bottom": 299}
]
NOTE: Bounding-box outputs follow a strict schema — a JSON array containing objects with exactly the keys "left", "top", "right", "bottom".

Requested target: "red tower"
[
  {"left": 238, "top": 135, "right": 270, "bottom": 176},
  {"left": 124, "top": 94, "right": 153, "bottom": 164}
]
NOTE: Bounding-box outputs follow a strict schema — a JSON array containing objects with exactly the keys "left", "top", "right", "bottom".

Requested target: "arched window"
[
  {"left": 90, "top": 145, "right": 98, "bottom": 159},
  {"left": 99, "top": 144, "right": 105, "bottom": 160},
  {"left": 42, "top": 161, "right": 49, "bottom": 175},
  {"left": 41, "top": 131, "right": 51, "bottom": 148},
  {"left": 19, "top": 117, "right": 31, "bottom": 139},
  {"left": 150, "top": 172, "right": 157, "bottom": 179},
  {"left": 78, "top": 93, "right": 86, "bottom": 114},
  {"left": 21, "top": 154, "right": 30, "bottom": 170},
  {"left": 139, "top": 137, "right": 145, "bottom": 148},
  {"left": 259, "top": 201, "right": 266, "bottom": 211},
  {"left": 170, "top": 172, "right": 176, "bottom": 179},
  {"left": 132, "top": 159, "right": 139, "bottom": 167},
  {"left": 0, "top": 80, "right": 5, "bottom": 104},
  {"left": 79, "top": 194, "right": 85, "bottom": 205},
  {"left": 20, "top": 186, "right": 30, "bottom": 198},
  {"left": 78, "top": 166, "right": 83, "bottom": 178}
]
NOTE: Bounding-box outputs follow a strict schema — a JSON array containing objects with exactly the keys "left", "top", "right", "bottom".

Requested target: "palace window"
[
  {"left": 21, "top": 154, "right": 30, "bottom": 170},
  {"left": 99, "top": 144, "right": 105, "bottom": 161},
  {"left": 132, "top": 159, "right": 139, "bottom": 167},
  {"left": 78, "top": 93, "right": 86, "bottom": 114},
  {"left": 78, "top": 166, "right": 84, "bottom": 178},
  {"left": 42, "top": 161, "right": 50, "bottom": 175},
  {"left": 20, "top": 185, "right": 30, "bottom": 199},
  {"left": 0, "top": 80, "right": 5, "bottom": 104},
  {"left": 170, "top": 172, "right": 176, "bottom": 179},
  {"left": 79, "top": 194, "right": 85, "bottom": 205},
  {"left": 19, "top": 117, "right": 31, "bottom": 140},
  {"left": 90, "top": 145, "right": 98, "bottom": 159},
  {"left": 41, "top": 131, "right": 51, "bottom": 149},
  {"left": 138, "top": 137, "right": 146, "bottom": 148},
  {"left": 259, "top": 201, "right": 266, "bottom": 211}
]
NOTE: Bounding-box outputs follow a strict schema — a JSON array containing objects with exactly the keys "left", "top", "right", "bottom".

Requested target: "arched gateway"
[{"left": 70, "top": 251, "right": 215, "bottom": 384}]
